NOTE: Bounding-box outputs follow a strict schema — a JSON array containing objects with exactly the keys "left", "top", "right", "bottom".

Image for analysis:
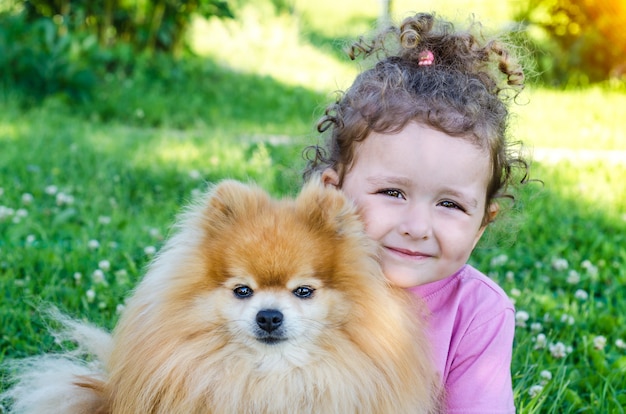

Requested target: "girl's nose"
[{"left": 398, "top": 203, "right": 432, "bottom": 240}]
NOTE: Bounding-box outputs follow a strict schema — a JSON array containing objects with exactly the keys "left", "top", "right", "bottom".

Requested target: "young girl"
[{"left": 304, "top": 12, "right": 529, "bottom": 412}]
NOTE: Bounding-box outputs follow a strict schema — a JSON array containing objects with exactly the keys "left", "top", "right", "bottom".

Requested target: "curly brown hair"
[{"left": 303, "top": 12, "right": 529, "bottom": 224}]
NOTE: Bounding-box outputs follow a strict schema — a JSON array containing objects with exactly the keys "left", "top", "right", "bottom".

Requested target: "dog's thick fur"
[{"left": 2, "top": 179, "right": 441, "bottom": 413}]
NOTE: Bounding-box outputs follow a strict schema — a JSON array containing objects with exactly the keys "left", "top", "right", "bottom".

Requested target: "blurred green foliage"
[
  {"left": 514, "top": 0, "right": 626, "bottom": 86},
  {"left": 2, "top": 0, "right": 625, "bottom": 104},
  {"left": 20, "top": 0, "right": 232, "bottom": 53},
  {"left": 0, "top": 0, "right": 232, "bottom": 101}
]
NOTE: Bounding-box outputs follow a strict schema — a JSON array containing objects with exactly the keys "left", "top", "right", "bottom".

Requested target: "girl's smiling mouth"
[{"left": 385, "top": 246, "right": 433, "bottom": 259}]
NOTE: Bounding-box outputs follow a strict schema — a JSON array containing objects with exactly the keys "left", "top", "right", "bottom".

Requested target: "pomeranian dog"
[{"left": 2, "top": 178, "right": 441, "bottom": 413}]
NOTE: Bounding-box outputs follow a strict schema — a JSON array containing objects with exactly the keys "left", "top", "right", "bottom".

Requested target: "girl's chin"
[{"left": 381, "top": 265, "right": 437, "bottom": 288}]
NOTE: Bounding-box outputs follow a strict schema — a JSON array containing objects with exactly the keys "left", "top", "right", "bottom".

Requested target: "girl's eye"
[
  {"left": 293, "top": 286, "right": 315, "bottom": 299},
  {"left": 233, "top": 285, "right": 253, "bottom": 298},
  {"left": 439, "top": 200, "right": 464, "bottom": 211},
  {"left": 379, "top": 189, "right": 405, "bottom": 199}
]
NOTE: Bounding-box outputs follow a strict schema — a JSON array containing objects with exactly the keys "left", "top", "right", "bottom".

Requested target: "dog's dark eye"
[
  {"left": 233, "top": 285, "right": 253, "bottom": 298},
  {"left": 293, "top": 286, "right": 315, "bottom": 299}
]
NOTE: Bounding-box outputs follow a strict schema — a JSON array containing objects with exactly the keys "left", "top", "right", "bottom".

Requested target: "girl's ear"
[
  {"left": 321, "top": 168, "right": 340, "bottom": 188},
  {"left": 473, "top": 202, "right": 500, "bottom": 249},
  {"left": 487, "top": 201, "right": 500, "bottom": 223},
  {"left": 486, "top": 202, "right": 499, "bottom": 223}
]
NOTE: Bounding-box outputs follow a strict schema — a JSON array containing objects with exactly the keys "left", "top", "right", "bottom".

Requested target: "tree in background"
[
  {"left": 20, "top": 0, "right": 232, "bottom": 55},
  {"left": 515, "top": 0, "right": 626, "bottom": 85}
]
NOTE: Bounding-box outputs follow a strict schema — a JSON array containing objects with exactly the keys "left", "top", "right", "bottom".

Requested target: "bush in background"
[
  {"left": 0, "top": 0, "right": 232, "bottom": 103},
  {"left": 0, "top": 12, "right": 98, "bottom": 102},
  {"left": 20, "top": 0, "right": 232, "bottom": 54}
]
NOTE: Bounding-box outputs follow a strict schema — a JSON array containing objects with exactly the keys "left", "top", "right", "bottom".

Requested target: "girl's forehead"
[
  {"left": 350, "top": 123, "right": 492, "bottom": 187},
  {"left": 355, "top": 123, "right": 488, "bottom": 162}
]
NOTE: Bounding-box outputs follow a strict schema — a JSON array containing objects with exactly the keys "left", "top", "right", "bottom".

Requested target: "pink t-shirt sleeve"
[{"left": 410, "top": 265, "right": 516, "bottom": 413}]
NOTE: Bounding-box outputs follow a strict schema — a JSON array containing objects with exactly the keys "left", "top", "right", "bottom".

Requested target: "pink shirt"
[{"left": 409, "top": 264, "right": 516, "bottom": 413}]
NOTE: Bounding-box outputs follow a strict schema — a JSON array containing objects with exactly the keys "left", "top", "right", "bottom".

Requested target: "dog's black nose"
[{"left": 256, "top": 309, "right": 283, "bottom": 333}]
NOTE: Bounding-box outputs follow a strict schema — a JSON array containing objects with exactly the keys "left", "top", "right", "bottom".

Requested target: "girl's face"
[{"left": 323, "top": 122, "right": 493, "bottom": 287}]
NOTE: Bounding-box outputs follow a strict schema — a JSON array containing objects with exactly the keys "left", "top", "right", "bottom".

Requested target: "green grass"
[
  {"left": 2, "top": 1, "right": 626, "bottom": 411},
  {"left": 513, "top": 86, "right": 626, "bottom": 151}
]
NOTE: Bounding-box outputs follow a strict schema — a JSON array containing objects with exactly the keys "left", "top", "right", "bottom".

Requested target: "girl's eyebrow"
[{"left": 366, "top": 175, "right": 413, "bottom": 188}]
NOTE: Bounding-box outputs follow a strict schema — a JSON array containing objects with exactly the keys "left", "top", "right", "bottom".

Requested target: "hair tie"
[{"left": 418, "top": 50, "right": 434, "bottom": 66}]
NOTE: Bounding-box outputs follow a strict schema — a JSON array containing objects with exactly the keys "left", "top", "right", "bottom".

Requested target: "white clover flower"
[
  {"left": 98, "top": 216, "right": 111, "bottom": 225},
  {"left": 490, "top": 254, "right": 508, "bottom": 267},
  {"left": 86, "top": 289, "right": 96, "bottom": 303},
  {"left": 189, "top": 169, "right": 201, "bottom": 180},
  {"left": 616, "top": 339, "right": 626, "bottom": 349},
  {"left": 98, "top": 301, "right": 107, "bottom": 310},
  {"left": 528, "top": 385, "right": 544, "bottom": 398},
  {"left": 88, "top": 239, "right": 100, "bottom": 250},
  {"left": 505, "top": 271, "right": 515, "bottom": 281},
  {"left": 149, "top": 228, "right": 161, "bottom": 239},
  {"left": 534, "top": 333, "right": 547, "bottom": 349},
  {"left": 25, "top": 235, "right": 36, "bottom": 245},
  {"left": 11, "top": 208, "right": 27, "bottom": 223},
  {"left": 551, "top": 257, "right": 569, "bottom": 271},
  {"left": 92, "top": 269, "right": 106, "bottom": 284},
  {"left": 587, "top": 266, "right": 598, "bottom": 278},
  {"left": 593, "top": 335, "right": 607, "bottom": 350},
  {"left": 21, "top": 193, "right": 34, "bottom": 205},
  {"left": 73, "top": 272, "right": 82, "bottom": 282},
  {"left": 98, "top": 260, "right": 111, "bottom": 272},
  {"left": 581, "top": 259, "right": 599, "bottom": 275},
  {"left": 560, "top": 314, "right": 575, "bottom": 325},
  {"left": 510, "top": 288, "right": 521, "bottom": 297},
  {"left": 540, "top": 370, "right": 552, "bottom": 382},
  {"left": 549, "top": 342, "right": 571, "bottom": 359},
  {"left": 115, "top": 269, "right": 128, "bottom": 278},
  {"left": 515, "top": 310, "right": 530, "bottom": 327},
  {"left": 530, "top": 322, "right": 543, "bottom": 333},
  {"left": 574, "top": 289, "right": 589, "bottom": 300},
  {"left": 566, "top": 270, "right": 580, "bottom": 284},
  {"left": 56, "top": 192, "right": 75, "bottom": 206},
  {"left": 144, "top": 246, "right": 157, "bottom": 256},
  {"left": 44, "top": 185, "right": 58, "bottom": 195},
  {"left": 581, "top": 260, "right": 599, "bottom": 277},
  {"left": 0, "top": 206, "right": 15, "bottom": 220}
]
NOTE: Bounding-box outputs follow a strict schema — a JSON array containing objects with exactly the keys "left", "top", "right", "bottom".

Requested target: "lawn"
[{"left": 1, "top": 1, "right": 626, "bottom": 411}]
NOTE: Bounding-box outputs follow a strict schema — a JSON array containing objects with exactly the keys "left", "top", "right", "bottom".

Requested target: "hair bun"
[{"left": 399, "top": 13, "right": 434, "bottom": 49}]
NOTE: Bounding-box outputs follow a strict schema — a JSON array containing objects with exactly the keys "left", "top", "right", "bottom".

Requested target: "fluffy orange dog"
[{"left": 2, "top": 178, "right": 440, "bottom": 413}]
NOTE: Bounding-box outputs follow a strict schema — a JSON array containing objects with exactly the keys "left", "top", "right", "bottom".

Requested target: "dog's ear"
[
  {"left": 296, "top": 175, "right": 360, "bottom": 234},
  {"left": 201, "top": 179, "right": 270, "bottom": 228}
]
